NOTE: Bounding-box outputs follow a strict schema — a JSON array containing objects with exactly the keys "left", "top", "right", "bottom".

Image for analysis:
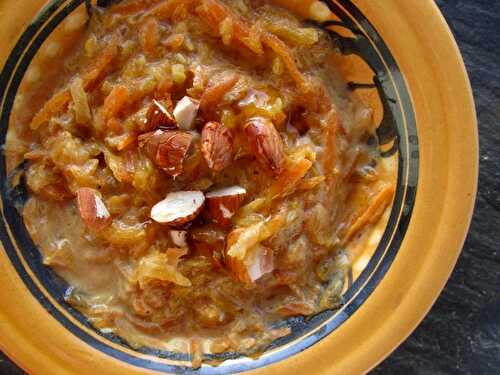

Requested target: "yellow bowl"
[{"left": 0, "top": 0, "right": 477, "bottom": 374}]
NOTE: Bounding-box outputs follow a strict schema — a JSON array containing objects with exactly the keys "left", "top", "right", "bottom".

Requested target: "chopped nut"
[
  {"left": 76, "top": 187, "right": 112, "bottom": 231},
  {"left": 205, "top": 185, "right": 246, "bottom": 226},
  {"left": 151, "top": 191, "right": 205, "bottom": 226},
  {"left": 225, "top": 242, "right": 274, "bottom": 284},
  {"left": 146, "top": 99, "right": 176, "bottom": 130},
  {"left": 224, "top": 213, "right": 284, "bottom": 283},
  {"left": 139, "top": 130, "right": 193, "bottom": 177},
  {"left": 201, "top": 121, "right": 233, "bottom": 171},
  {"left": 226, "top": 214, "right": 285, "bottom": 260},
  {"left": 173, "top": 96, "right": 200, "bottom": 130},
  {"left": 244, "top": 117, "right": 285, "bottom": 175}
]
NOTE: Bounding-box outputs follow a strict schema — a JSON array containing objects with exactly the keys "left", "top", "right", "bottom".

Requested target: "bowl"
[{"left": 0, "top": 0, "right": 477, "bottom": 374}]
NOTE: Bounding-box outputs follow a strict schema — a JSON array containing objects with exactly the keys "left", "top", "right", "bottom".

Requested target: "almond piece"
[
  {"left": 156, "top": 132, "right": 193, "bottom": 176},
  {"left": 170, "top": 230, "right": 188, "bottom": 247},
  {"left": 138, "top": 130, "right": 162, "bottom": 156},
  {"left": 205, "top": 186, "right": 246, "bottom": 226},
  {"left": 225, "top": 238, "right": 274, "bottom": 284},
  {"left": 244, "top": 117, "right": 285, "bottom": 175},
  {"left": 151, "top": 191, "right": 205, "bottom": 225},
  {"left": 139, "top": 130, "right": 193, "bottom": 177},
  {"left": 76, "top": 187, "right": 112, "bottom": 231},
  {"left": 201, "top": 121, "right": 233, "bottom": 171},
  {"left": 173, "top": 96, "right": 200, "bottom": 130},
  {"left": 245, "top": 245, "right": 274, "bottom": 283},
  {"left": 224, "top": 214, "right": 284, "bottom": 284},
  {"left": 146, "top": 99, "right": 176, "bottom": 130}
]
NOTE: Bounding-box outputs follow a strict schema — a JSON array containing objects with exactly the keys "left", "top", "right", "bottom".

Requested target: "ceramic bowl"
[{"left": 0, "top": 0, "right": 477, "bottom": 374}]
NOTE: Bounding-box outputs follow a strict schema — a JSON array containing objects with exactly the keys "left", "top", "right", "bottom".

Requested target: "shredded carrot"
[
  {"left": 150, "top": 0, "right": 198, "bottom": 20},
  {"left": 267, "top": 158, "right": 313, "bottom": 200},
  {"left": 39, "top": 183, "right": 73, "bottom": 201},
  {"left": 31, "top": 37, "right": 119, "bottom": 130},
  {"left": 261, "top": 32, "right": 309, "bottom": 91},
  {"left": 166, "top": 247, "right": 188, "bottom": 265},
  {"left": 322, "top": 110, "right": 339, "bottom": 182},
  {"left": 110, "top": 0, "right": 159, "bottom": 15},
  {"left": 23, "top": 149, "right": 47, "bottom": 161},
  {"left": 163, "top": 34, "right": 185, "bottom": 51},
  {"left": 343, "top": 183, "right": 396, "bottom": 243},
  {"left": 102, "top": 85, "right": 130, "bottom": 123},
  {"left": 30, "top": 89, "right": 71, "bottom": 129},
  {"left": 198, "top": 0, "right": 228, "bottom": 24},
  {"left": 82, "top": 38, "right": 119, "bottom": 91},
  {"left": 190, "top": 338, "right": 203, "bottom": 369},
  {"left": 200, "top": 73, "right": 240, "bottom": 112},
  {"left": 107, "top": 117, "right": 123, "bottom": 134},
  {"left": 140, "top": 18, "right": 160, "bottom": 56},
  {"left": 197, "top": 0, "right": 263, "bottom": 54},
  {"left": 197, "top": 1, "right": 310, "bottom": 89},
  {"left": 297, "top": 176, "right": 326, "bottom": 191},
  {"left": 238, "top": 158, "right": 313, "bottom": 216}
]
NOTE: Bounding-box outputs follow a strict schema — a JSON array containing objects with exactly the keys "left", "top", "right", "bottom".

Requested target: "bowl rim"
[{"left": 0, "top": 0, "right": 477, "bottom": 374}]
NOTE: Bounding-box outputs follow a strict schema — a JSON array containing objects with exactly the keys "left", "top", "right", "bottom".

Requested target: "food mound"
[{"left": 5, "top": 0, "right": 395, "bottom": 366}]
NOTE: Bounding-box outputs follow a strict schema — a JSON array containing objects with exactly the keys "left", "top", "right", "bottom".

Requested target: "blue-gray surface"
[{"left": 1, "top": 1, "right": 499, "bottom": 374}]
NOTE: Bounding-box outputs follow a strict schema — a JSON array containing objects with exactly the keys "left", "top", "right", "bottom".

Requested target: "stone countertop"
[{"left": 1, "top": 0, "right": 499, "bottom": 374}]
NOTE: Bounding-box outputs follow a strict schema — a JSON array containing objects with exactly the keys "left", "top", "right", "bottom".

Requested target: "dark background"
[{"left": 1, "top": 0, "right": 499, "bottom": 374}]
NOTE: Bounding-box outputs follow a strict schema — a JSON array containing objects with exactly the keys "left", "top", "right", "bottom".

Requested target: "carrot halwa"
[{"left": 5, "top": 0, "right": 395, "bottom": 366}]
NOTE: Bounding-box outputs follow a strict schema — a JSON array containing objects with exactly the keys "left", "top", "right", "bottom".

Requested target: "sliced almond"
[
  {"left": 205, "top": 186, "right": 246, "bottom": 226},
  {"left": 244, "top": 117, "right": 285, "bottom": 175},
  {"left": 245, "top": 245, "right": 274, "bottom": 283},
  {"left": 156, "top": 132, "right": 193, "bottom": 176},
  {"left": 224, "top": 214, "right": 284, "bottom": 284},
  {"left": 170, "top": 230, "right": 188, "bottom": 248},
  {"left": 146, "top": 99, "right": 176, "bottom": 130},
  {"left": 225, "top": 240, "right": 274, "bottom": 284},
  {"left": 139, "top": 130, "right": 193, "bottom": 177},
  {"left": 173, "top": 96, "right": 200, "bottom": 130},
  {"left": 138, "top": 130, "right": 159, "bottom": 160},
  {"left": 201, "top": 121, "right": 233, "bottom": 171},
  {"left": 76, "top": 187, "right": 112, "bottom": 231},
  {"left": 151, "top": 191, "right": 205, "bottom": 226}
]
